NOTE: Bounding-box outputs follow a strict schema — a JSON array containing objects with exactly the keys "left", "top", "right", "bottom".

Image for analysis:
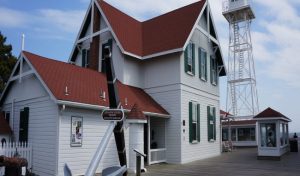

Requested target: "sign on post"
[{"left": 102, "top": 109, "right": 124, "bottom": 121}]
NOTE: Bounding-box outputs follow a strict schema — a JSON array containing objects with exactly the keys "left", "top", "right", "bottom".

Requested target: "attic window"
[
  {"left": 184, "top": 43, "right": 195, "bottom": 75},
  {"left": 82, "top": 49, "right": 90, "bottom": 68}
]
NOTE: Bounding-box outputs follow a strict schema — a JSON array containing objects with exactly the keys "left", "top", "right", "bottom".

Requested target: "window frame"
[
  {"left": 199, "top": 48, "right": 207, "bottom": 81},
  {"left": 210, "top": 56, "right": 218, "bottom": 86},
  {"left": 185, "top": 43, "right": 195, "bottom": 75},
  {"left": 189, "top": 102, "right": 200, "bottom": 143},
  {"left": 81, "top": 48, "right": 90, "bottom": 68},
  {"left": 207, "top": 106, "right": 216, "bottom": 142}
]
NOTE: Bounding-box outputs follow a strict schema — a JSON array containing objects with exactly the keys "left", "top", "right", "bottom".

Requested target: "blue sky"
[{"left": 1, "top": 0, "right": 300, "bottom": 132}]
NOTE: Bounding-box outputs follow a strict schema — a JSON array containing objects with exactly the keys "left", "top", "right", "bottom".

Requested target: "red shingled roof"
[
  {"left": 254, "top": 107, "right": 290, "bottom": 121},
  {"left": 0, "top": 112, "right": 12, "bottom": 135},
  {"left": 99, "top": 0, "right": 206, "bottom": 57},
  {"left": 23, "top": 51, "right": 169, "bottom": 116},
  {"left": 127, "top": 103, "right": 146, "bottom": 120}
]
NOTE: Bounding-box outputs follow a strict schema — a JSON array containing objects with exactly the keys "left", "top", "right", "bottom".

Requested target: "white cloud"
[
  {"left": 0, "top": 7, "right": 29, "bottom": 27},
  {"left": 105, "top": 0, "right": 199, "bottom": 21},
  {"left": 38, "top": 9, "right": 85, "bottom": 33},
  {"left": 0, "top": 6, "right": 85, "bottom": 39}
]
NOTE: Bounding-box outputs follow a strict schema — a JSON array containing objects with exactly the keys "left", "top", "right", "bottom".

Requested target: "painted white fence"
[
  {"left": 149, "top": 148, "right": 166, "bottom": 164},
  {"left": 0, "top": 142, "right": 32, "bottom": 169}
]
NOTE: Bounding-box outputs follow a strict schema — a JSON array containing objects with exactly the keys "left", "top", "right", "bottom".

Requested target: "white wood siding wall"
[
  {"left": 2, "top": 76, "right": 59, "bottom": 176},
  {"left": 181, "top": 29, "right": 219, "bottom": 96},
  {"left": 128, "top": 123, "right": 144, "bottom": 172},
  {"left": 57, "top": 108, "right": 130, "bottom": 176},
  {"left": 145, "top": 85, "right": 182, "bottom": 164},
  {"left": 180, "top": 86, "right": 220, "bottom": 163}
]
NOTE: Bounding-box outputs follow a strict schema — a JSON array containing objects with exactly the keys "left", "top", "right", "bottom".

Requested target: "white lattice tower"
[{"left": 222, "top": 0, "right": 259, "bottom": 117}]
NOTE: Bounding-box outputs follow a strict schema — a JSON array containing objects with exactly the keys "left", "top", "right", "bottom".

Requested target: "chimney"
[{"left": 89, "top": 2, "right": 101, "bottom": 71}]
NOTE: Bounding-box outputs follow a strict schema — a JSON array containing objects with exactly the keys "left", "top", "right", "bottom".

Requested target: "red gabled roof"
[
  {"left": 127, "top": 103, "right": 146, "bottom": 120},
  {"left": 23, "top": 51, "right": 169, "bottom": 116},
  {"left": 0, "top": 112, "right": 12, "bottom": 135},
  {"left": 99, "top": 0, "right": 206, "bottom": 57},
  {"left": 253, "top": 107, "right": 291, "bottom": 121}
]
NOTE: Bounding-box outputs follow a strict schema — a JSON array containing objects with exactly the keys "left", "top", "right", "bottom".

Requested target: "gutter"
[{"left": 56, "top": 100, "right": 171, "bottom": 118}]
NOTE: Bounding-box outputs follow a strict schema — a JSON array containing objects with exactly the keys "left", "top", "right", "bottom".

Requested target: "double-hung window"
[
  {"left": 189, "top": 102, "right": 200, "bottom": 143},
  {"left": 184, "top": 43, "right": 195, "bottom": 75},
  {"left": 210, "top": 56, "right": 217, "bottom": 85},
  {"left": 207, "top": 106, "right": 216, "bottom": 142},
  {"left": 199, "top": 48, "right": 207, "bottom": 81}
]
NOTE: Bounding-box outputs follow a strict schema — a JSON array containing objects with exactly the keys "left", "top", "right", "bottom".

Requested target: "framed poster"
[{"left": 71, "top": 116, "right": 83, "bottom": 147}]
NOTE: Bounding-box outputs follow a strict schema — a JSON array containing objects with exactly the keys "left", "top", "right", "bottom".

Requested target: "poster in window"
[{"left": 71, "top": 116, "right": 83, "bottom": 147}]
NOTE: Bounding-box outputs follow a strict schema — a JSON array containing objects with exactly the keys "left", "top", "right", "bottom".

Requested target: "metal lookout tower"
[{"left": 223, "top": 0, "right": 259, "bottom": 117}]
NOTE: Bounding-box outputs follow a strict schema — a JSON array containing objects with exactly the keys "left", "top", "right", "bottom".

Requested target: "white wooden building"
[{"left": 0, "top": 0, "right": 226, "bottom": 175}]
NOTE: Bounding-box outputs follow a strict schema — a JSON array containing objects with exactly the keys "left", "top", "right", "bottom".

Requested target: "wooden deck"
[{"left": 141, "top": 148, "right": 300, "bottom": 176}]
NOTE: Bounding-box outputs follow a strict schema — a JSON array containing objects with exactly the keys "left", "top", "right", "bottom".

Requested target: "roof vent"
[
  {"left": 100, "top": 90, "right": 106, "bottom": 101},
  {"left": 65, "top": 86, "right": 69, "bottom": 96}
]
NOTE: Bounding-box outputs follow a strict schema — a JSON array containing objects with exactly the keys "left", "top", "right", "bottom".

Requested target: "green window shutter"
[
  {"left": 198, "top": 48, "right": 201, "bottom": 79},
  {"left": 184, "top": 46, "right": 188, "bottom": 73},
  {"left": 19, "top": 107, "right": 29, "bottom": 143},
  {"left": 189, "top": 102, "right": 193, "bottom": 143},
  {"left": 210, "top": 56, "right": 213, "bottom": 84},
  {"left": 192, "top": 43, "right": 195, "bottom": 75},
  {"left": 207, "top": 106, "right": 213, "bottom": 141},
  {"left": 213, "top": 107, "right": 216, "bottom": 140},
  {"left": 197, "top": 104, "right": 200, "bottom": 142},
  {"left": 204, "top": 52, "right": 207, "bottom": 80},
  {"left": 215, "top": 60, "right": 218, "bottom": 86},
  {"left": 82, "top": 49, "right": 86, "bottom": 67}
]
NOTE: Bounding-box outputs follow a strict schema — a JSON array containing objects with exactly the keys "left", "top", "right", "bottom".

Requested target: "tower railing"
[{"left": 223, "top": 0, "right": 251, "bottom": 13}]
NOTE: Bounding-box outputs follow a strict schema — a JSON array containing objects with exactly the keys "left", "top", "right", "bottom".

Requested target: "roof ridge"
[{"left": 22, "top": 51, "right": 102, "bottom": 75}]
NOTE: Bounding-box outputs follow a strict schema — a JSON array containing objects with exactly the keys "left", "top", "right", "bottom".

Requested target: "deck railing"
[
  {"left": 149, "top": 148, "right": 166, "bottom": 164},
  {"left": 223, "top": 0, "right": 250, "bottom": 13},
  {"left": 0, "top": 142, "right": 32, "bottom": 171}
]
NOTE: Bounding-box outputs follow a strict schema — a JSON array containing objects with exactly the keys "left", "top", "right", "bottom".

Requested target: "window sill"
[
  {"left": 211, "top": 83, "right": 217, "bottom": 86},
  {"left": 208, "top": 139, "right": 216, "bottom": 143},
  {"left": 190, "top": 141, "right": 199, "bottom": 144},
  {"left": 186, "top": 71, "right": 195, "bottom": 76},
  {"left": 200, "top": 77, "right": 207, "bottom": 82}
]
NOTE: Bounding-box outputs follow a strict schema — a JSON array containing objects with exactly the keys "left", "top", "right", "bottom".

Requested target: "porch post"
[{"left": 147, "top": 116, "right": 151, "bottom": 165}]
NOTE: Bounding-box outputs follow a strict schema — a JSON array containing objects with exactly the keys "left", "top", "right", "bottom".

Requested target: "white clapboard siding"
[
  {"left": 145, "top": 84, "right": 182, "bottom": 164},
  {"left": 180, "top": 87, "right": 221, "bottom": 163},
  {"left": 57, "top": 108, "right": 130, "bottom": 176},
  {"left": 2, "top": 74, "right": 59, "bottom": 176},
  {"left": 0, "top": 142, "right": 32, "bottom": 169}
]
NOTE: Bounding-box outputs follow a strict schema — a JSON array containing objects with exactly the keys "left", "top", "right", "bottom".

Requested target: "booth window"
[{"left": 260, "top": 123, "right": 276, "bottom": 147}]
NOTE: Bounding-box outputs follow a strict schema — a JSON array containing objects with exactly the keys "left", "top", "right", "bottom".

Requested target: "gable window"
[
  {"left": 207, "top": 106, "right": 216, "bottom": 142},
  {"left": 189, "top": 102, "right": 200, "bottom": 143},
  {"left": 199, "top": 48, "right": 207, "bottom": 81},
  {"left": 210, "top": 56, "right": 218, "bottom": 85},
  {"left": 184, "top": 43, "right": 195, "bottom": 75},
  {"left": 82, "top": 49, "right": 90, "bottom": 68},
  {"left": 101, "top": 39, "right": 113, "bottom": 73}
]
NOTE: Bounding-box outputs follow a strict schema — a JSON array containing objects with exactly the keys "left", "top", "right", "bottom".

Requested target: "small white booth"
[{"left": 254, "top": 107, "right": 291, "bottom": 160}]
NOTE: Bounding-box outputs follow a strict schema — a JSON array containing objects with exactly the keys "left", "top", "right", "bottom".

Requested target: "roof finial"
[{"left": 21, "top": 33, "right": 25, "bottom": 51}]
